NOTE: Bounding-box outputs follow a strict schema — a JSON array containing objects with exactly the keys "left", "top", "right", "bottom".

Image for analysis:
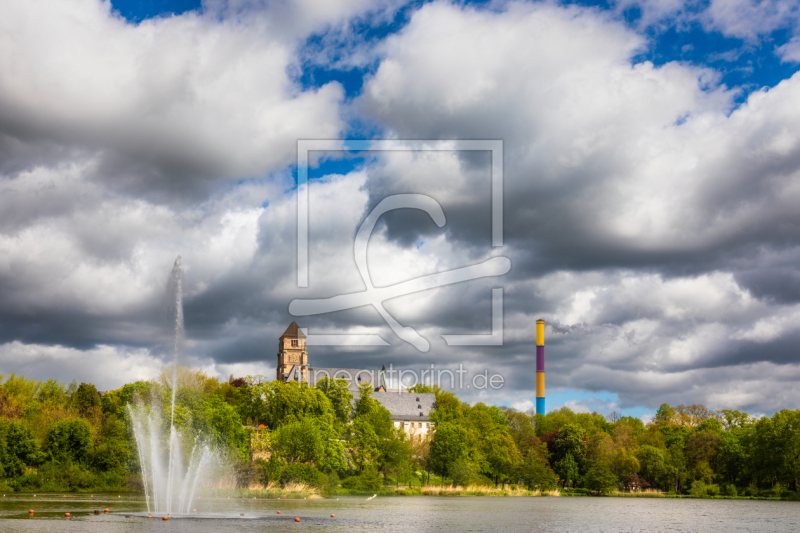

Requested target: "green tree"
[
  {"left": 636, "top": 445, "right": 667, "bottom": 489},
  {"left": 654, "top": 403, "right": 675, "bottom": 425},
  {"left": 449, "top": 457, "right": 475, "bottom": 487},
  {"left": 484, "top": 433, "right": 521, "bottom": 487},
  {"left": 271, "top": 418, "right": 325, "bottom": 464},
  {"left": 73, "top": 382, "right": 101, "bottom": 417},
  {"left": 92, "top": 417, "right": 130, "bottom": 475},
  {"left": 552, "top": 423, "right": 588, "bottom": 471},
  {"left": 44, "top": 417, "right": 94, "bottom": 464},
  {"left": 556, "top": 452, "right": 579, "bottom": 488},
  {"left": 315, "top": 377, "right": 353, "bottom": 425},
  {"left": 0, "top": 418, "right": 43, "bottom": 476},
  {"left": 518, "top": 450, "right": 557, "bottom": 491},
  {"left": 349, "top": 417, "right": 379, "bottom": 470},
  {"left": 584, "top": 461, "right": 618, "bottom": 493},
  {"left": 429, "top": 422, "right": 468, "bottom": 477}
]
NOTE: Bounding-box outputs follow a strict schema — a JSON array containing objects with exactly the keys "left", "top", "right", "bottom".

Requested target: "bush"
[
  {"left": 448, "top": 458, "right": 475, "bottom": 487},
  {"left": 360, "top": 466, "right": 382, "bottom": 491},
  {"left": 341, "top": 466, "right": 382, "bottom": 491},
  {"left": 691, "top": 480, "right": 719, "bottom": 497},
  {"left": 341, "top": 475, "right": 362, "bottom": 489},
  {"left": 256, "top": 455, "right": 284, "bottom": 485},
  {"left": 724, "top": 484, "right": 738, "bottom": 497}
]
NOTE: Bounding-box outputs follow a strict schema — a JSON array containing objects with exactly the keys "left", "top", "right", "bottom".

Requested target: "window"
[
  {"left": 417, "top": 404, "right": 421, "bottom": 408},
  {"left": 416, "top": 397, "right": 419, "bottom": 401},
  {"left": 291, "top": 339, "right": 298, "bottom": 347},
  {"left": 419, "top": 412, "right": 424, "bottom": 416}
]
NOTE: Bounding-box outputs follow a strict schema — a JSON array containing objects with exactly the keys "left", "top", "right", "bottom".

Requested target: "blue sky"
[{"left": 112, "top": 0, "right": 799, "bottom": 104}]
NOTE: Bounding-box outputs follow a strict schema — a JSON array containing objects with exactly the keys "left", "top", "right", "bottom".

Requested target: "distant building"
[{"left": 276, "top": 321, "right": 436, "bottom": 436}]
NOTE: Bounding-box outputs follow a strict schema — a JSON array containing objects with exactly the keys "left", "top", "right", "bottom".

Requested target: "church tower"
[{"left": 277, "top": 321, "right": 307, "bottom": 381}]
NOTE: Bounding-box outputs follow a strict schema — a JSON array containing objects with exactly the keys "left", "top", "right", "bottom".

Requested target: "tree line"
[{"left": 1, "top": 370, "right": 798, "bottom": 497}]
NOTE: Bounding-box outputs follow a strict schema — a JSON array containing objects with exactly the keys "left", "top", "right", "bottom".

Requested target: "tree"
[
  {"left": 673, "top": 404, "right": 718, "bottom": 428},
  {"left": 484, "top": 434, "right": 521, "bottom": 487},
  {"left": 349, "top": 417, "right": 379, "bottom": 470},
  {"left": 430, "top": 389, "right": 463, "bottom": 424},
  {"left": 622, "top": 473, "right": 650, "bottom": 492},
  {"left": 73, "top": 382, "right": 101, "bottom": 417},
  {"left": 0, "top": 418, "right": 43, "bottom": 476},
  {"left": 44, "top": 417, "right": 94, "bottom": 464},
  {"left": 584, "top": 461, "right": 618, "bottom": 493},
  {"left": 92, "top": 417, "right": 130, "bottom": 475},
  {"left": 271, "top": 418, "right": 325, "bottom": 464},
  {"left": 609, "top": 447, "right": 640, "bottom": 477},
  {"left": 429, "top": 422, "right": 468, "bottom": 477},
  {"left": 686, "top": 430, "right": 722, "bottom": 470},
  {"left": 518, "top": 449, "right": 557, "bottom": 491},
  {"left": 637, "top": 445, "right": 667, "bottom": 489},
  {"left": 556, "top": 452, "right": 579, "bottom": 488},
  {"left": 552, "top": 423, "right": 587, "bottom": 472},
  {"left": 654, "top": 403, "right": 675, "bottom": 426},
  {"left": 449, "top": 457, "right": 475, "bottom": 487},
  {"left": 315, "top": 377, "right": 353, "bottom": 425}
]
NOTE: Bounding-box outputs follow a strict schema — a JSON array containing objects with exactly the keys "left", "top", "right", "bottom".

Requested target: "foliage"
[
  {"left": 73, "top": 382, "right": 101, "bottom": 416},
  {"left": 449, "top": 457, "right": 475, "bottom": 486},
  {"left": 5, "top": 369, "right": 800, "bottom": 499},
  {"left": 315, "top": 377, "right": 354, "bottom": 426},
  {"left": 429, "top": 422, "right": 468, "bottom": 476},
  {"left": 584, "top": 461, "right": 618, "bottom": 494},
  {"left": 44, "top": 417, "right": 94, "bottom": 464}
]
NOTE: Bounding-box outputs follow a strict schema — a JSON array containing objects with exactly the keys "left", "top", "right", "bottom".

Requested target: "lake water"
[{"left": 1, "top": 493, "right": 798, "bottom": 532}]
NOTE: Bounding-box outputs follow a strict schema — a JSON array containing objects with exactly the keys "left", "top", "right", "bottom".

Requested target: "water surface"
[{"left": 1, "top": 493, "right": 798, "bottom": 532}]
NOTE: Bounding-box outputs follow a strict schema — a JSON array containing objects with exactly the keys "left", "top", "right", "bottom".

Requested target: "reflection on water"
[{"left": 1, "top": 493, "right": 799, "bottom": 532}]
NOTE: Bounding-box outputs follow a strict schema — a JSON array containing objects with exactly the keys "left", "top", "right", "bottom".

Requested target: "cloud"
[
  {"left": 0, "top": 0, "right": 345, "bottom": 199},
  {"left": 1, "top": 0, "right": 800, "bottom": 416}
]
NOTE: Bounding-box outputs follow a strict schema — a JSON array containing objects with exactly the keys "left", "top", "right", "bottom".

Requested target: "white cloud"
[
  {"left": 0, "top": 0, "right": 344, "bottom": 188},
  {"left": 0, "top": 341, "right": 160, "bottom": 390}
]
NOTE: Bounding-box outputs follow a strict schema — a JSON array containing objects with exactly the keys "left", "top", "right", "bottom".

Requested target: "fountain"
[{"left": 127, "top": 256, "right": 218, "bottom": 515}]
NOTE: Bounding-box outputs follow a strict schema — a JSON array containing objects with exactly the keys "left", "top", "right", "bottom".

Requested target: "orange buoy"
[
  {"left": 277, "top": 511, "right": 281, "bottom": 514},
  {"left": 294, "top": 517, "right": 300, "bottom": 522},
  {"left": 331, "top": 514, "right": 336, "bottom": 517},
  {"left": 192, "top": 509, "right": 197, "bottom": 513},
  {"left": 162, "top": 516, "right": 169, "bottom": 521},
  {"left": 28, "top": 510, "right": 34, "bottom": 514},
  {"left": 104, "top": 508, "right": 109, "bottom": 513},
  {"left": 148, "top": 514, "right": 152, "bottom": 518},
  {"left": 65, "top": 513, "right": 71, "bottom": 518}
]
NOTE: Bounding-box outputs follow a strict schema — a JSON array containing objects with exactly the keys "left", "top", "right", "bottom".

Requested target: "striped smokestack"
[{"left": 536, "top": 319, "right": 545, "bottom": 415}]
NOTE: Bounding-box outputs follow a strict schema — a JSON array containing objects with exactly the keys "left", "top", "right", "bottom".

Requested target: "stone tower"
[{"left": 277, "top": 321, "right": 307, "bottom": 381}]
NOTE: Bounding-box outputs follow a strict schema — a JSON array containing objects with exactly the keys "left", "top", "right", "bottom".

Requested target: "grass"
[
  {"left": 200, "top": 482, "right": 320, "bottom": 500},
  {"left": 334, "top": 484, "right": 561, "bottom": 497}
]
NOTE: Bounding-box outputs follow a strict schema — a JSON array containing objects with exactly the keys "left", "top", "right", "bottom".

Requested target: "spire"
[{"left": 280, "top": 321, "right": 306, "bottom": 339}]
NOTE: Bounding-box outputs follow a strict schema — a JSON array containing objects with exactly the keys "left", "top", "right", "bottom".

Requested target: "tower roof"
[{"left": 280, "top": 321, "right": 306, "bottom": 339}]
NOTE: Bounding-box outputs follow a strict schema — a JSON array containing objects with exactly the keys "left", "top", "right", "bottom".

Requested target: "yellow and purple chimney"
[{"left": 536, "top": 319, "right": 545, "bottom": 415}]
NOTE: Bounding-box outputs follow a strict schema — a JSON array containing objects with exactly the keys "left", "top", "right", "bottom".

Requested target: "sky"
[{"left": 2, "top": 0, "right": 800, "bottom": 420}]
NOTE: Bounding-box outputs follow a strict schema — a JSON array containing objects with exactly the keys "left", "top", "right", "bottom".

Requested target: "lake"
[{"left": 1, "top": 493, "right": 798, "bottom": 532}]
